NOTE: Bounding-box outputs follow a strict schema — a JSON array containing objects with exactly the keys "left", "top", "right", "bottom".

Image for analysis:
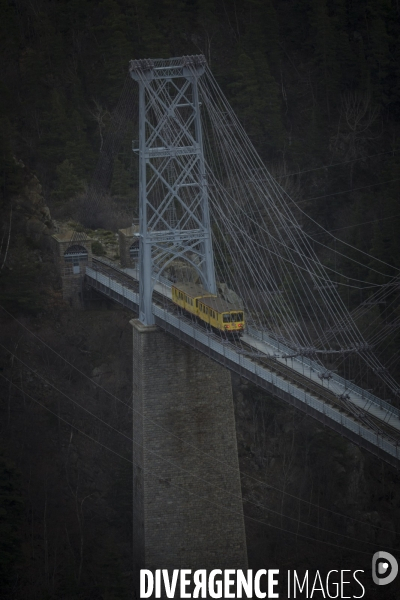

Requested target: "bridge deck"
[
  {"left": 85, "top": 259, "right": 400, "bottom": 467},
  {"left": 243, "top": 334, "right": 400, "bottom": 431}
]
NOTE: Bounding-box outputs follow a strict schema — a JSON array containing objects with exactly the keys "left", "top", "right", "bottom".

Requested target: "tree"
[
  {"left": 110, "top": 157, "right": 132, "bottom": 197},
  {"left": 53, "top": 159, "right": 84, "bottom": 202},
  {"left": 243, "top": 0, "right": 281, "bottom": 75},
  {"left": 0, "top": 119, "right": 24, "bottom": 208},
  {"left": 229, "top": 53, "right": 262, "bottom": 138},
  {"left": 0, "top": 452, "right": 24, "bottom": 592},
  {"left": 229, "top": 52, "right": 284, "bottom": 153},
  {"left": 253, "top": 51, "right": 284, "bottom": 152},
  {"left": 308, "top": 0, "right": 339, "bottom": 120}
]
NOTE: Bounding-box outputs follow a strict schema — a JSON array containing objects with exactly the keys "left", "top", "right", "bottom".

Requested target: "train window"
[
  {"left": 224, "top": 312, "right": 244, "bottom": 322},
  {"left": 232, "top": 312, "right": 243, "bottom": 322},
  {"left": 195, "top": 300, "right": 198, "bottom": 307}
]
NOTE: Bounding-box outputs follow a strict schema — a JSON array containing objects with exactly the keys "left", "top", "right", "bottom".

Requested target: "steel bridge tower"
[
  {"left": 129, "top": 55, "right": 216, "bottom": 325},
  {"left": 128, "top": 57, "right": 247, "bottom": 590}
]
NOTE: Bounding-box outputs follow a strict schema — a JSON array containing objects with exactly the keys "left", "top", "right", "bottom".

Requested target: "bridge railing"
[
  {"left": 90, "top": 261, "right": 399, "bottom": 419},
  {"left": 85, "top": 267, "right": 400, "bottom": 463},
  {"left": 153, "top": 304, "right": 400, "bottom": 461},
  {"left": 92, "top": 256, "right": 173, "bottom": 290},
  {"left": 247, "top": 325, "right": 400, "bottom": 419}
]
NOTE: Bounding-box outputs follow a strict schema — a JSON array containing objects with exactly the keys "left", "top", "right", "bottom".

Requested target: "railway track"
[
  {"left": 240, "top": 341, "right": 400, "bottom": 446},
  {"left": 90, "top": 258, "right": 400, "bottom": 447},
  {"left": 91, "top": 258, "right": 139, "bottom": 292}
]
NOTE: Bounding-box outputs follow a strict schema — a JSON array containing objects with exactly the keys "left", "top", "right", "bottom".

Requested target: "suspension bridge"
[
  {"left": 58, "top": 55, "right": 400, "bottom": 580},
  {"left": 73, "top": 55, "right": 400, "bottom": 467},
  {"left": 86, "top": 256, "right": 400, "bottom": 468}
]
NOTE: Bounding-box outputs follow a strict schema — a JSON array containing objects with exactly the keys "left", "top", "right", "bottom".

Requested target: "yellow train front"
[{"left": 171, "top": 282, "right": 245, "bottom": 336}]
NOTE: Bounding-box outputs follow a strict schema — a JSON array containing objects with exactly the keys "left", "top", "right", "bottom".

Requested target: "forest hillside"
[{"left": 1, "top": 1, "right": 400, "bottom": 598}]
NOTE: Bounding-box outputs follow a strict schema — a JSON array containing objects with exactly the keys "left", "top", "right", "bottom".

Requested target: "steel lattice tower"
[{"left": 129, "top": 55, "right": 217, "bottom": 325}]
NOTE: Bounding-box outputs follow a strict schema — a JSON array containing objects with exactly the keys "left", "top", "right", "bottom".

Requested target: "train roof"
[
  {"left": 172, "top": 281, "right": 243, "bottom": 313},
  {"left": 200, "top": 296, "right": 243, "bottom": 313},
  {"left": 172, "top": 282, "right": 215, "bottom": 298}
]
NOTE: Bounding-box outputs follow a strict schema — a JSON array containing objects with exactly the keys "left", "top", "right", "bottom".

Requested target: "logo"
[{"left": 372, "top": 551, "right": 398, "bottom": 586}]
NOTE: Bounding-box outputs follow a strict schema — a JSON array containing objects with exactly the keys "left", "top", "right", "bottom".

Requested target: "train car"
[
  {"left": 171, "top": 282, "right": 214, "bottom": 312},
  {"left": 171, "top": 282, "right": 245, "bottom": 335}
]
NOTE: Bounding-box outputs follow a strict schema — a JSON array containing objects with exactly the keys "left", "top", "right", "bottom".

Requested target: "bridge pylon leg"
[{"left": 131, "top": 319, "right": 247, "bottom": 594}]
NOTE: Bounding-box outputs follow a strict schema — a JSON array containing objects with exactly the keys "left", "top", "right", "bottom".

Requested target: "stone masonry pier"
[{"left": 131, "top": 319, "right": 247, "bottom": 595}]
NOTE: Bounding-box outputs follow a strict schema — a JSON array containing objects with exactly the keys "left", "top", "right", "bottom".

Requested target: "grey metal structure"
[
  {"left": 129, "top": 55, "right": 216, "bottom": 325},
  {"left": 85, "top": 262, "right": 400, "bottom": 468}
]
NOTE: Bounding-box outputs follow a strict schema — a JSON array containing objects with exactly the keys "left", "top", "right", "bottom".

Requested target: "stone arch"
[
  {"left": 129, "top": 240, "right": 140, "bottom": 260},
  {"left": 64, "top": 244, "right": 88, "bottom": 275},
  {"left": 156, "top": 252, "right": 203, "bottom": 287}
]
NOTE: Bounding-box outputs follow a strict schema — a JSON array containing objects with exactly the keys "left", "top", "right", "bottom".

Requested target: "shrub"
[{"left": 92, "top": 240, "right": 105, "bottom": 256}]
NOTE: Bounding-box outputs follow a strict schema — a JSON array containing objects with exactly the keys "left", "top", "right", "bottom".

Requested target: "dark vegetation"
[
  {"left": 2, "top": 0, "right": 400, "bottom": 242},
  {"left": 1, "top": 0, "right": 400, "bottom": 598}
]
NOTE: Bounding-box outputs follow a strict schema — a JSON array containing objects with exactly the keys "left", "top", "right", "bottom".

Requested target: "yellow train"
[{"left": 171, "top": 282, "right": 245, "bottom": 335}]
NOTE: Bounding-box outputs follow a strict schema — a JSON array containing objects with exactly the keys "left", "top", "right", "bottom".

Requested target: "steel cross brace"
[{"left": 130, "top": 56, "right": 216, "bottom": 324}]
